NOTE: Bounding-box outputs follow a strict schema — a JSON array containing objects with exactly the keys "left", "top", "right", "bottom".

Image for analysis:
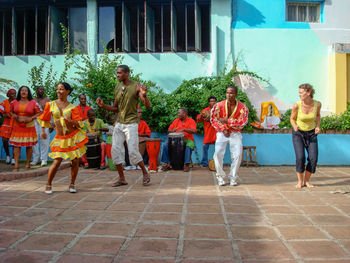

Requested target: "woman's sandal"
[
  {"left": 45, "top": 185, "right": 53, "bottom": 194},
  {"left": 143, "top": 174, "right": 151, "bottom": 186},
  {"left": 69, "top": 184, "right": 77, "bottom": 193}
]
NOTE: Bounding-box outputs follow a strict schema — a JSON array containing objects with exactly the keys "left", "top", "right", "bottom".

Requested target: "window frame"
[
  {"left": 97, "top": 0, "right": 211, "bottom": 54},
  {"left": 286, "top": 2, "right": 321, "bottom": 23}
]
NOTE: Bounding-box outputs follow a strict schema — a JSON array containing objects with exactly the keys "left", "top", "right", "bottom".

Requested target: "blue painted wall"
[
  {"left": 2, "top": 133, "right": 348, "bottom": 166},
  {"left": 232, "top": 0, "right": 325, "bottom": 29}
]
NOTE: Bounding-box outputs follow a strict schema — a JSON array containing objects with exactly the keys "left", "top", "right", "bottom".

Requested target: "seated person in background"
[
  {"left": 196, "top": 96, "right": 217, "bottom": 167},
  {"left": 260, "top": 101, "right": 280, "bottom": 129},
  {"left": 82, "top": 109, "right": 109, "bottom": 169},
  {"left": 161, "top": 108, "right": 197, "bottom": 172},
  {"left": 76, "top": 94, "right": 92, "bottom": 121},
  {"left": 125, "top": 108, "right": 151, "bottom": 170}
]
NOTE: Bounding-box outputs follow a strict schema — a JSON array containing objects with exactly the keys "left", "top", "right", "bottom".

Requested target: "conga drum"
[
  {"left": 106, "top": 132, "right": 116, "bottom": 171},
  {"left": 146, "top": 138, "right": 161, "bottom": 172},
  {"left": 168, "top": 132, "right": 185, "bottom": 170},
  {"left": 86, "top": 132, "right": 101, "bottom": 168},
  {"left": 139, "top": 137, "right": 146, "bottom": 156}
]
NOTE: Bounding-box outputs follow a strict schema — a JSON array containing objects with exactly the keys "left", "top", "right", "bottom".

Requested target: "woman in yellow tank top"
[{"left": 290, "top": 84, "right": 321, "bottom": 189}]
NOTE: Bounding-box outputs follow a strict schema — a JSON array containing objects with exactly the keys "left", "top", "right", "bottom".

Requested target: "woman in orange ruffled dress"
[
  {"left": 0, "top": 89, "right": 16, "bottom": 164},
  {"left": 38, "top": 82, "right": 88, "bottom": 194},
  {"left": 9, "top": 86, "right": 42, "bottom": 171}
]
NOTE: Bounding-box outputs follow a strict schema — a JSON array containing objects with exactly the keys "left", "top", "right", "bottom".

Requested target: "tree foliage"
[{"left": 141, "top": 68, "right": 260, "bottom": 133}]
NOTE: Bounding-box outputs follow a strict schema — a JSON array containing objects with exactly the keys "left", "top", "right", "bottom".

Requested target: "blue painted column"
[{"left": 87, "top": 0, "right": 98, "bottom": 65}]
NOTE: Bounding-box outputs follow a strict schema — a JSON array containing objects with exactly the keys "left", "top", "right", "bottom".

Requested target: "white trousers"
[
  {"left": 32, "top": 120, "right": 50, "bottom": 162},
  {"left": 213, "top": 131, "right": 242, "bottom": 183},
  {"left": 112, "top": 122, "right": 143, "bottom": 165}
]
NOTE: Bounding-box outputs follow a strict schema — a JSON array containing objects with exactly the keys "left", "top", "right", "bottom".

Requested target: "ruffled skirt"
[
  {"left": 0, "top": 118, "right": 13, "bottom": 139},
  {"left": 49, "top": 129, "right": 88, "bottom": 160},
  {"left": 9, "top": 121, "right": 38, "bottom": 146}
]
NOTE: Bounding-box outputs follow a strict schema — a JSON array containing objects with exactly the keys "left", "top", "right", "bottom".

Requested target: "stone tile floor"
[{"left": 0, "top": 166, "right": 349, "bottom": 263}]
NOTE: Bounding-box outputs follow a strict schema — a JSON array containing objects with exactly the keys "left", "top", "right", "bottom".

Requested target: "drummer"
[
  {"left": 196, "top": 96, "right": 217, "bottom": 168},
  {"left": 161, "top": 108, "right": 197, "bottom": 172},
  {"left": 82, "top": 109, "right": 109, "bottom": 169}
]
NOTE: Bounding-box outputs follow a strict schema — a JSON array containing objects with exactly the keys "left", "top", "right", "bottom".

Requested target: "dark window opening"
[
  {"left": 37, "top": 8, "right": 47, "bottom": 54},
  {"left": 98, "top": 6, "right": 115, "bottom": 53},
  {"left": 162, "top": 4, "right": 171, "bottom": 52},
  {"left": 186, "top": 4, "right": 195, "bottom": 51},
  {"left": 15, "top": 10, "right": 25, "bottom": 55},
  {"left": 0, "top": 11, "right": 3, "bottom": 55},
  {"left": 200, "top": 4, "right": 210, "bottom": 52},
  {"left": 26, "top": 9, "right": 36, "bottom": 55},
  {"left": 98, "top": 0, "right": 210, "bottom": 53}
]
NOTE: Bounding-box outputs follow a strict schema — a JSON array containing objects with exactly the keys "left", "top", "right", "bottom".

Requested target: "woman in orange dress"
[
  {"left": 38, "top": 82, "right": 88, "bottom": 194},
  {"left": 0, "top": 89, "right": 16, "bottom": 164},
  {"left": 9, "top": 86, "right": 42, "bottom": 171}
]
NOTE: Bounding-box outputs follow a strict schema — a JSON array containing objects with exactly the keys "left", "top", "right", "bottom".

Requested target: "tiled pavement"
[{"left": 0, "top": 166, "right": 349, "bottom": 263}]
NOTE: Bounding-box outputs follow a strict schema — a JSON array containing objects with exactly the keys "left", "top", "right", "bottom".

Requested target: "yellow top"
[{"left": 296, "top": 100, "right": 318, "bottom": 131}]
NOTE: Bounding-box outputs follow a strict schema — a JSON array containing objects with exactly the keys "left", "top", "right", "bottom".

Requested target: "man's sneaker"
[
  {"left": 229, "top": 180, "right": 238, "bottom": 186},
  {"left": 41, "top": 161, "right": 47, "bottom": 167},
  {"left": 11, "top": 159, "right": 15, "bottom": 165},
  {"left": 136, "top": 165, "right": 141, "bottom": 170},
  {"left": 30, "top": 160, "right": 39, "bottom": 166},
  {"left": 5, "top": 156, "right": 11, "bottom": 164},
  {"left": 125, "top": 166, "right": 134, "bottom": 171},
  {"left": 217, "top": 178, "right": 226, "bottom": 186}
]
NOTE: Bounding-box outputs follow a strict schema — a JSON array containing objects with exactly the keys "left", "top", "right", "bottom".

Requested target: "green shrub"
[
  {"left": 278, "top": 109, "right": 292, "bottom": 129},
  {"left": 320, "top": 104, "right": 350, "bottom": 131}
]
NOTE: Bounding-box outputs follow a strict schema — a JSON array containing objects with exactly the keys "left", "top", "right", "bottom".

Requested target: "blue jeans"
[
  {"left": 201, "top": 143, "right": 214, "bottom": 167},
  {"left": 292, "top": 129, "right": 318, "bottom": 173},
  {"left": 161, "top": 142, "right": 192, "bottom": 164}
]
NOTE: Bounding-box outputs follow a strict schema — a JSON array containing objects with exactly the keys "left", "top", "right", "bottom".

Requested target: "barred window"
[
  {"left": 98, "top": 0, "right": 211, "bottom": 53},
  {"left": 286, "top": 2, "right": 321, "bottom": 23},
  {"left": 0, "top": 1, "right": 87, "bottom": 56}
]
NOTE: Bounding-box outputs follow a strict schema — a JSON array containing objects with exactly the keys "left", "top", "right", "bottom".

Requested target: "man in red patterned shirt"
[
  {"left": 210, "top": 86, "right": 248, "bottom": 186},
  {"left": 197, "top": 96, "right": 217, "bottom": 168}
]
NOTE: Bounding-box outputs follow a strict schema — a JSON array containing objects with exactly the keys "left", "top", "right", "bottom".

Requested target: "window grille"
[
  {"left": 286, "top": 2, "right": 320, "bottom": 23},
  {"left": 98, "top": 0, "right": 211, "bottom": 53}
]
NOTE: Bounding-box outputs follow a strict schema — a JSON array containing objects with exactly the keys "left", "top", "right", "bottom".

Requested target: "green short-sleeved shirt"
[
  {"left": 115, "top": 80, "right": 140, "bottom": 124},
  {"left": 83, "top": 118, "right": 107, "bottom": 142}
]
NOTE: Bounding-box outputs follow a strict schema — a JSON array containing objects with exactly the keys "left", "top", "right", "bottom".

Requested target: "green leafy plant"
[
  {"left": 320, "top": 104, "right": 350, "bottom": 131},
  {"left": 140, "top": 67, "right": 260, "bottom": 133},
  {"left": 278, "top": 109, "right": 292, "bottom": 129}
]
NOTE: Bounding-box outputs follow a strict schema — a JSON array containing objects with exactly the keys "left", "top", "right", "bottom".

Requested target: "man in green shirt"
[
  {"left": 82, "top": 109, "right": 109, "bottom": 169},
  {"left": 96, "top": 65, "right": 151, "bottom": 186}
]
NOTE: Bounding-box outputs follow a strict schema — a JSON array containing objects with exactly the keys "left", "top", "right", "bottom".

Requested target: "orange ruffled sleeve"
[
  {"left": 71, "top": 106, "right": 84, "bottom": 128},
  {"left": 37, "top": 102, "right": 52, "bottom": 128}
]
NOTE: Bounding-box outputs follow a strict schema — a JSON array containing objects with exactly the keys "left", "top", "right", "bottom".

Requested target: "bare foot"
[
  {"left": 12, "top": 168, "right": 19, "bottom": 172},
  {"left": 295, "top": 182, "right": 303, "bottom": 189},
  {"left": 304, "top": 182, "right": 314, "bottom": 188}
]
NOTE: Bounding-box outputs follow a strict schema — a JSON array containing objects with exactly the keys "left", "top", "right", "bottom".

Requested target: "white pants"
[
  {"left": 32, "top": 120, "right": 50, "bottom": 162},
  {"left": 213, "top": 132, "right": 242, "bottom": 183},
  {"left": 112, "top": 122, "right": 143, "bottom": 165}
]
